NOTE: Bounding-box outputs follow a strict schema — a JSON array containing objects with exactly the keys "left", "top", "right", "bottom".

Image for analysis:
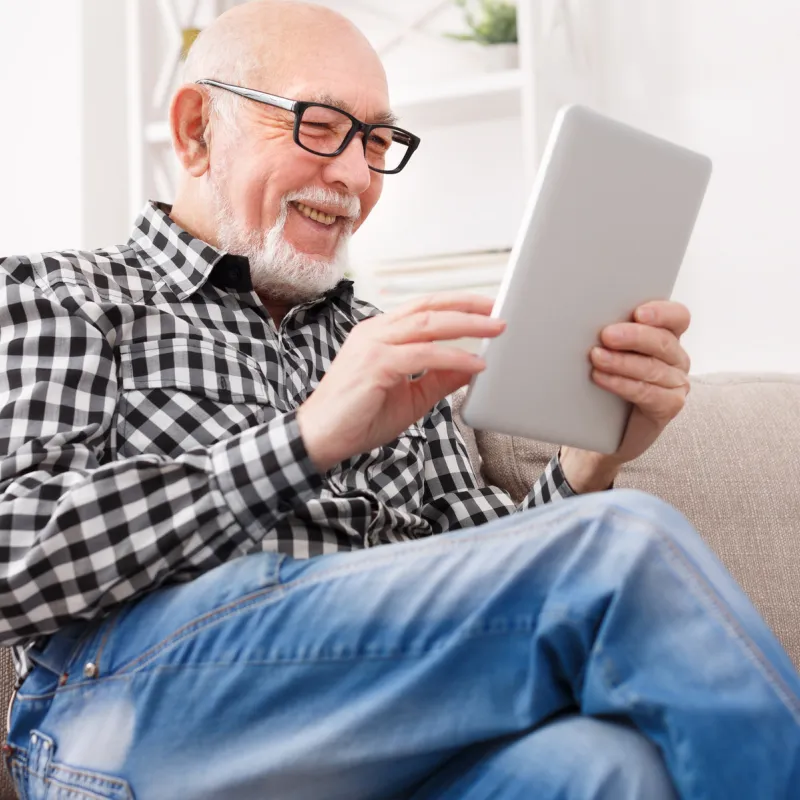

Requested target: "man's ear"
[{"left": 170, "top": 84, "right": 212, "bottom": 177}]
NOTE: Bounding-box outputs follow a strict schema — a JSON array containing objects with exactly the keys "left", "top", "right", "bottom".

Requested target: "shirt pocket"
[
  {"left": 327, "top": 422, "right": 428, "bottom": 513},
  {"left": 115, "top": 337, "right": 272, "bottom": 459}
]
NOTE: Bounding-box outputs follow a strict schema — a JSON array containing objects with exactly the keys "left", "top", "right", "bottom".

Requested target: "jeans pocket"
[{"left": 10, "top": 731, "right": 133, "bottom": 800}]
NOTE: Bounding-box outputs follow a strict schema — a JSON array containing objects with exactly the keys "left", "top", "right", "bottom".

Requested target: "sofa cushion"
[{"left": 452, "top": 374, "right": 800, "bottom": 669}]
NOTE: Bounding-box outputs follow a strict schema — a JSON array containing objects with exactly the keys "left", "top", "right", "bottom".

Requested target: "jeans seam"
[
  {"left": 10, "top": 749, "right": 133, "bottom": 800},
  {"left": 90, "top": 606, "right": 127, "bottom": 680},
  {"left": 112, "top": 511, "right": 566, "bottom": 676},
  {"left": 9, "top": 756, "right": 27, "bottom": 800},
  {"left": 49, "top": 762, "right": 132, "bottom": 791},
  {"left": 73, "top": 626, "right": 547, "bottom": 683},
  {"left": 620, "top": 506, "right": 800, "bottom": 724},
  {"left": 118, "top": 603, "right": 544, "bottom": 675},
  {"left": 113, "top": 584, "right": 285, "bottom": 675},
  {"left": 41, "top": 775, "right": 128, "bottom": 800}
]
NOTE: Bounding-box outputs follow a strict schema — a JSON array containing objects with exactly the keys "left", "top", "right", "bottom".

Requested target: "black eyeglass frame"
[{"left": 195, "top": 78, "right": 421, "bottom": 174}]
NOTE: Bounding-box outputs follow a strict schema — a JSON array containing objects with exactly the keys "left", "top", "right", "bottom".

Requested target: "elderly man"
[{"left": 1, "top": 2, "right": 798, "bottom": 798}]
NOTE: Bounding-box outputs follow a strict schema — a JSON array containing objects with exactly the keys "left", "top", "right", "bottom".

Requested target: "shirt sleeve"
[
  {"left": 418, "top": 397, "right": 575, "bottom": 534},
  {"left": 0, "top": 265, "right": 322, "bottom": 646}
]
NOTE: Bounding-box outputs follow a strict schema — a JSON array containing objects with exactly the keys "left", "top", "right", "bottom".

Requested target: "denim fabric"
[{"left": 7, "top": 489, "right": 800, "bottom": 799}]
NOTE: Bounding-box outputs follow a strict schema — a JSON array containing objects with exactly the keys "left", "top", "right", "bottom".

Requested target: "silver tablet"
[{"left": 461, "top": 105, "right": 712, "bottom": 454}]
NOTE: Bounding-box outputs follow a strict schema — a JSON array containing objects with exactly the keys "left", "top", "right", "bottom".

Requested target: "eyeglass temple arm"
[{"left": 194, "top": 79, "right": 297, "bottom": 113}]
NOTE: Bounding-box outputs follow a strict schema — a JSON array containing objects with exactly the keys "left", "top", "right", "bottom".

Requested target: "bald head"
[{"left": 183, "top": 1, "right": 386, "bottom": 124}]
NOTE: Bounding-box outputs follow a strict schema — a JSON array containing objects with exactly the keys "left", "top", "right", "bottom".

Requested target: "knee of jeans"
[
  {"left": 590, "top": 489, "right": 696, "bottom": 541},
  {"left": 508, "top": 715, "right": 677, "bottom": 798},
  {"left": 597, "top": 487, "right": 671, "bottom": 516}
]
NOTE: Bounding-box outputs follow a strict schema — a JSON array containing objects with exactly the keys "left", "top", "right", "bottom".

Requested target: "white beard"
[{"left": 211, "top": 180, "right": 359, "bottom": 305}]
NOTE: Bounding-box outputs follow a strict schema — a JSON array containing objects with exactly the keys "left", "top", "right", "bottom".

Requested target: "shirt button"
[
  {"left": 83, "top": 662, "right": 99, "bottom": 679},
  {"left": 229, "top": 266, "right": 241, "bottom": 283},
  {"left": 219, "top": 376, "right": 229, "bottom": 392}
]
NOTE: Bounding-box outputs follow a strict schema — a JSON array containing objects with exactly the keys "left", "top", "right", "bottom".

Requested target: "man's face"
[{"left": 207, "top": 52, "right": 390, "bottom": 303}]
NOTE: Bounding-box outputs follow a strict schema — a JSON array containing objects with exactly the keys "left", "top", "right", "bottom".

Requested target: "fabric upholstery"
[{"left": 453, "top": 374, "right": 800, "bottom": 670}]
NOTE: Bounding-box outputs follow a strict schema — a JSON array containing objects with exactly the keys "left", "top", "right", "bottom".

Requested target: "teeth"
[{"left": 294, "top": 202, "right": 336, "bottom": 226}]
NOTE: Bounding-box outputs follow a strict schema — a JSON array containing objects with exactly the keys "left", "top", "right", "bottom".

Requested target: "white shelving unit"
[
  {"left": 126, "top": 0, "right": 242, "bottom": 219},
  {"left": 392, "top": 68, "right": 524, "bottom": 128}
]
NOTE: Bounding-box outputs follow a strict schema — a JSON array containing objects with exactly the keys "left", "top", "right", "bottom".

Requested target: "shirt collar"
[
  {"left": 128, "top": 200, "right": 355, "bottom": 306},
  {"left": 128, "top": 201, "right": 226, "bottom": 299}
]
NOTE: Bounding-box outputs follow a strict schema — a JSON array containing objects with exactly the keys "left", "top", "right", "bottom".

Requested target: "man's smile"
[
  {"left": 291, "top": 200, "right": 338, "bottom": 226},
  {"left": 285, "top": 201, "right": 349, "bottom": 257}
]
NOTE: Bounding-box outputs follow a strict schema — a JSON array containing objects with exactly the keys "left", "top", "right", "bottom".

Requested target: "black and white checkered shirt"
[{"left": 0, "top": 201, "right": 574, "bottom": 681}]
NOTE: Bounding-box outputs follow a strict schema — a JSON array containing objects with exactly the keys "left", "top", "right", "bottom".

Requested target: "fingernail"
[
  {"left": 637, "top": 308, "right": 654, "bottom": 323},
  {"left": 593, "top": 347, "right": 610, "bottom": 363}
]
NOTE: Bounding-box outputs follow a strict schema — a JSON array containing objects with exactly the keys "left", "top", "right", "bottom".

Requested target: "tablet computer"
[{"left": 461, "top": 105, "right": 712, "bottom": 454}]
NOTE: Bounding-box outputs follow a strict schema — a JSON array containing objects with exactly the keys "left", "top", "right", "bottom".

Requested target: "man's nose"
[{"left": 323, "top": 134, "right": 372, "bottom": 196}]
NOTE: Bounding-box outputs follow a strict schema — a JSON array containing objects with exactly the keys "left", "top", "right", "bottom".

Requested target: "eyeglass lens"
[{"left": 298, "top": 105, "right": 410, "bottom": 172}]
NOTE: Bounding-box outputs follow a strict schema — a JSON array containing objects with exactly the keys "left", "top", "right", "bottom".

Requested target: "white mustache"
[{"left": 283, "top": 186, "right": 361, "bottom": 220}]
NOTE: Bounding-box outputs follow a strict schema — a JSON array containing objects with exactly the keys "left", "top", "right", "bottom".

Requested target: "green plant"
[{"left": 448, "top": 0, "right": 518, "bottom": 45}]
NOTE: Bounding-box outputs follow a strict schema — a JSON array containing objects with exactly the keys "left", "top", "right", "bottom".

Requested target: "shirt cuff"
[
  {"left": 210, "top": 410, "right": 323, "bottom": 543},
  {"left": 527, "top": 452, "right": 577, "bottom": 507}
]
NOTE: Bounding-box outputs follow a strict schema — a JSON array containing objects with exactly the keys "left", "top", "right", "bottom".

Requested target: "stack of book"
[
  {"left": 367, "top": 249, "right": 510, "bottom": 310},
  {"left": 361, "top": 249, "right": 511, "bottom": 352}
]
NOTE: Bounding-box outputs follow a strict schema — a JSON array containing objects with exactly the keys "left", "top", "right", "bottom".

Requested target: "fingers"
[
  {"left": 413, "top": 368, "right": 477, "bottom": 402},
  {"left": 633, "top": 300, "right": 691, "bottom": 337},
  {"left": 382, "top": 310, "right": 506, "bottom": 345},
  {"left": 391, "top": 342, "right": 487, "bottom": 378},
  {"left": 590, "top": 348, "right": 690, "bottom": 391},
  {"left": 600, "top": 323, "right": 690, "bottom": 372},
  {"left": 591, "top": 371, "right": 688, "bottom": 422}
]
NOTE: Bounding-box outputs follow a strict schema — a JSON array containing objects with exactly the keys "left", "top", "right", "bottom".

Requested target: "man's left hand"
[{"left": 561, "top": 300, "right": 692, "bottom": 492}]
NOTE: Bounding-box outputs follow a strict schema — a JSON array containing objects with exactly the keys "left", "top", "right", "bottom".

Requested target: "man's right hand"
[{"left": 296, "top": 293, "right": 506, "bottom": 473}]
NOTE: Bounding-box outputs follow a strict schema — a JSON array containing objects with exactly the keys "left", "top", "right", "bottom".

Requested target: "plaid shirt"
[{"left": 0, "top": 201, "right": 574, "bottom": 681}]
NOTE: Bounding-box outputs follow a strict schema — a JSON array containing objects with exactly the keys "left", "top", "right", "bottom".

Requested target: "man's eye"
[{"left": 367, "top": 135, "right": 390, "bottom": 151}]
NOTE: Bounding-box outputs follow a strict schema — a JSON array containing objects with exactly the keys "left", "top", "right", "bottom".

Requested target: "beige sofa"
[{"left": 1, "top": 372, "right": 798, "bottom": 798}]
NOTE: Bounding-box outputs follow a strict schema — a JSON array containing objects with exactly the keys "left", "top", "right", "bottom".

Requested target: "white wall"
[
  {"left": 679, "top": 1, "right": 800, "bottom": 374},
  {"left": 0, "top": 0, "right": 83, "bottom": 254},
  {"left": 0, "top": 0, "right": 128, "bottom": 255},
  {"left": 534, "top": 0, "right": 800, "bottom": 373}
]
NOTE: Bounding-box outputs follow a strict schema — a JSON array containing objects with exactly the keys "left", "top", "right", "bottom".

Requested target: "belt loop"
[{"left": 28, "top": 729, "right": 54, "bottom": 781}]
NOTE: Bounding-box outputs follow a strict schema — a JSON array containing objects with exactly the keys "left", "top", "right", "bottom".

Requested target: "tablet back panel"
[{"left": 462, "top": 105, "right": 712, "bottom": 454}]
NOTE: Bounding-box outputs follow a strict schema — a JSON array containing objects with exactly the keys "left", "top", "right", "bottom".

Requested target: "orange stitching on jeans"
[{"left": 91, "top": 607, "right": 126, "bottom": 680}]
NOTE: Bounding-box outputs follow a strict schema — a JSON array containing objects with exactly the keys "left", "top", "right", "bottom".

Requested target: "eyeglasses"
[{"left": 195, "top": 79, "right": 421, "bottom": 174}]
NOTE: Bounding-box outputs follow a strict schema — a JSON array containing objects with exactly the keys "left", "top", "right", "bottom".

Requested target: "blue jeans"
[{"left": 7, "top": 489, "right": 800, "bottom": 799}]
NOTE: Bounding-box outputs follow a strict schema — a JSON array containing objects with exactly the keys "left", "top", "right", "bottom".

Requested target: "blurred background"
[{"left": 1, "top": 0, "right": 799, "bottom": 373}]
